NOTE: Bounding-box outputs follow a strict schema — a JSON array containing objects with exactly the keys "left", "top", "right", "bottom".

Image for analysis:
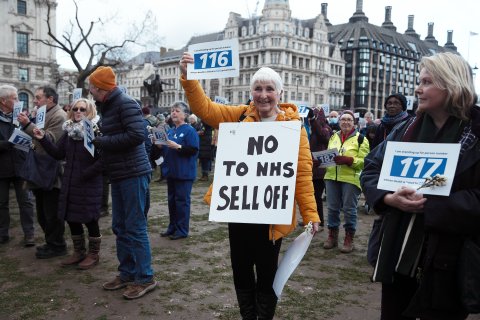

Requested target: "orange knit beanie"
[{"left": 89, "top": 66, "right": 116, "bottom": 91}]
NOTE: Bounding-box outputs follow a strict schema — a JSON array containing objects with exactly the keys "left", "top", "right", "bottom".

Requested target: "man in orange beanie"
[
  {"left": 88, "top": 66, "right": 116, "bottom": 91},
  {"left": 88, "top": 67, "right": 156, "bottom": 300}
]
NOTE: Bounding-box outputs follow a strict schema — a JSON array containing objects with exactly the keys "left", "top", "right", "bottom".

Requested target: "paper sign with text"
[
  {"left": 188, "top": 39, "right": 240, "bottom": 80},
  {"left": 405, "top": 96, "right": 415, "bottom": 111},
  {"left": 72, "top": 88, "right": 83, "bottom": 101},
  {"left": 214, "top": 96, "right": 229, "bottom": 104},
  {"left": 13, "top": 101, "right": 23, "bottom": 126},
  {"left": 290, "top": 101, "right": 309, "bottom": 118},
  {"left": 210, "top": 121, "right": 301, "bottom": 224},
  {"left": 378, "top": 142, "right": 460, "bottom": 196},
  {"left": 321, "top": 104, "right": 330, "bottom": 115},
  {"left": 35, "top": 105, "right": 47, "bottom": 129},
  {"left": 311, "top": 148, "right": 339, "bottom": 168},
  {"left": 83, "top": 118, "right": 95, "bottom": 157},
  {"left": 8, "top": 128, "right": 32, "bottom": 152},
  {"left": 152, "top": 127, "right": 168, "bottom": 145}
]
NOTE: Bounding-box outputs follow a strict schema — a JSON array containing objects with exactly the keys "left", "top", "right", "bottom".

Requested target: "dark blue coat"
[
  {"left": 0, "top": 113, "right": 26, "bottom": 178},
  {"left": 162, "top": 123, "right": 199, "bottom": 180},
  {"left": 94, "top": 88, "right": 152, "bottom": 182},
  {"left": 40, "top": 132, "right": 103, "bottom": 223}
]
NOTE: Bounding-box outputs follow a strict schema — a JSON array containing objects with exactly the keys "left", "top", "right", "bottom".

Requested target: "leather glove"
[
  {"left": 334, "top": 155, "right": 354, "bottom": 166},
  {"left": 92, "top": 138, "right": 101, "bottom": 148}
]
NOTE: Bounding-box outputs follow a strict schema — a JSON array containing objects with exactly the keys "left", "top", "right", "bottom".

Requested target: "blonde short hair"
[{"left": 418, "top": 52, "right": 476, "bottom": 120}]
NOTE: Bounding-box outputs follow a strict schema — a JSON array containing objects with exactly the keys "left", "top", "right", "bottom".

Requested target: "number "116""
[{"left": 195, "top": 50, "right": 232, "bottom": 69}]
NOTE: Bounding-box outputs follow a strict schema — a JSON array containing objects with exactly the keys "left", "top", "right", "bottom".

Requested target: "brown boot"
[
  {"left": 340, "top": 230, "right": 355, "bottom": 253},
  {"left": 77, "top": 236, "right": 101, "bottom": 270},
  {"left": 61, "top": 234, "right": 86, "bottom": 266},
  {"left": 323, "top": 228, "right": 339, "bottom": 249}
]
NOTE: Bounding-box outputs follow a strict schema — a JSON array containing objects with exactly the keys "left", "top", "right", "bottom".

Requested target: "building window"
[
  {"left": 17, "top": 0, "right": 27, "bottom": 15},
  {"left": 18, "top": 68, "right": 29, "bottom": 82},
  {"left": 18, "top": 92, "right": 29, "bottom": 111},
  {"left": 17, "top": 32, "right": 28, "bottom": 55}
]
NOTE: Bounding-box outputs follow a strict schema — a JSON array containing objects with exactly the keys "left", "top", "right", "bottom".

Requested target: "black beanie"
[{"left": 384, "top": 94, "right": 407, "bottom": 111}]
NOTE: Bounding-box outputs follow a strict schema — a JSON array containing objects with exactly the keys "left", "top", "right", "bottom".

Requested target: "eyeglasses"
[
  {"left": 72, "top": 107, "right": 87, "bottom": 112},
  {"left": 386, "top": 101, "right": 402, "bottom": 107},
  {"left": 340, "top": 118, "right": 354, "bottom": 122}
]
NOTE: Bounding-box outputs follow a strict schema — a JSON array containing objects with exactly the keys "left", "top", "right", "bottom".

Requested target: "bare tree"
[{"left": 33, "top": 0, "right": 160, "bottom": 91}]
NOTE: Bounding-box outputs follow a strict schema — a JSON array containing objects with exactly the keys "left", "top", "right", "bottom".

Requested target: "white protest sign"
[
  {"left": 378, "top": 142, "right": 460, "bottom": 196},
  {"left": 72, "top": 88, "right": 83, "bottom": 101},
  {"left": 405, "top": 96, "right": 415, "bottom": 110},
  {"left": 354, "top": 112, "right": 360, "bottom": 119},
  {"left": 83, "top": 118, "right": 95, "bottom": 157},
  {"left": 290, "top": 101, "right": 309, "bottom": 118},
  {"left": 8, "top": 128, "right": 32, "bottom": 152},
  {"left": 273, "top": 223, "right": 314, "bottom": 298},
  {"left": 321, "top": 104, "right": 330, "bottom": 115},
  {"left": 214, "top": 96, "right": 229, "bottom": 104},
  {"left": 152, "top": 127, "right": 168, "bottom": 145},
  {"left": 188, "top": 39, "right": 240, "bottom": 80},
  {"left": 210, "top": 121, "right": 301, "bottom": 224},
  {"left": 311, "top": 148, "right": 339, "bottom": 168},
  {"left": 13, "top": 101, "right": 23, "bottom": 126},
  {"left": 35, "top": 105, "right": 47, "bottom": 129}
]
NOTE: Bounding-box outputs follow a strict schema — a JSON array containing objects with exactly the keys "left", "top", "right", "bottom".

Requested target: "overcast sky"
[{"left": 55, "top": 0, "right": 480, "bottom": 89}]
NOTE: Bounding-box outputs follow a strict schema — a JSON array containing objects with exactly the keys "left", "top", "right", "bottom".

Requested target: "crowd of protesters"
[{"left": 0, "top": 51, "right": 478, "bottom": 319}]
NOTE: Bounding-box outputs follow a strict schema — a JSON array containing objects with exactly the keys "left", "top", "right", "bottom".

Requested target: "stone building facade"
[{"left": 0, "top": 0, "right": 58, "bottom": 112}]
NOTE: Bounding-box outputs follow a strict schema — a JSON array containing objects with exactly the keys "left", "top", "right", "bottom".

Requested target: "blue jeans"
[
  {"left": 166, "top": 178, "right": 193, "bottom": 237},
  {"left": 325, "top": 180, "right": 361, "bottom": 232},
  {"left": 0, "top": 177, "right": 34, "bottom": 238},
  {"left": 111, "top": 174, "right": 153, "bottom": 284}
]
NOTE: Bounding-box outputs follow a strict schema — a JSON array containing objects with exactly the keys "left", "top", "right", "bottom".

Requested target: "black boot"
[
  {"left": 256, "top": 292, "right": 277, "bottom": 320},
  {"left": 236, "top": 289, "right": 257, "bottom": 320}
]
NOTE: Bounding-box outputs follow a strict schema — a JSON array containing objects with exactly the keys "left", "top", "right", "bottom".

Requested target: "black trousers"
[
  {"left": 312, "top": 179, "right": 325, "bottom": 227},
  {"left": 228, "top": 223, "right": 282, "bottom": 294},
  {"left": 33, "top": 188, "right": 65, "bottom": 249},
  {"left": 381, "top": 273, "right": 418, "bottom": 320},
  {"left": 67, "top": 220, "right": 100, "bottom": 238}
]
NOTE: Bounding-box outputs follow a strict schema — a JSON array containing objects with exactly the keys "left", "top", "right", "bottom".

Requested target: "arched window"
[{"left": 18, "top": 92, "right": 29, "bottom": 111}]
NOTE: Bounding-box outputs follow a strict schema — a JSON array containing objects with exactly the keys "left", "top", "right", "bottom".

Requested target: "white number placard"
[
  {"left": 152, "top": 127, "right": 168, "bottom": 145},
  {"left": 311, "top": 148, "right": 339, "bottom": 168},
  {"left": 83, "top": 118, "right": 95, "bottom": 157},
  {"left": 188, "top": 39, "right": 239, "bottom": 80},
  {"left": 35, "top": 105, "right": 47, "bottom": 129},
  {"left": 72, "top": 88, "right": 83, "bottom": 101},
  {"left": 378, "top": 141, "right": 460, "bottom": 196},
  {"left": 13, "top": 101, "right": 23, "bottom": 126},
  {"left": 210, "top": 121, "right": 301, "bottom": 224},
  {"left": 8, "top": 128, "right": 32, "bottom": 152},
  {"left": 405, "top": 96, "right": 415, "bottom": 111}
]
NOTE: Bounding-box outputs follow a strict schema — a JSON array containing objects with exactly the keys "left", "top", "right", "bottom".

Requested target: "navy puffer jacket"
[{"left": 95, "top": 88, "right": 152, "bottom": 182}]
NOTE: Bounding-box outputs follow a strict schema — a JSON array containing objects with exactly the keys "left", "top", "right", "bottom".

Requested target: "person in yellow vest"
[{"left": 323, "top": 110, "right": 369, "bottom": 253}]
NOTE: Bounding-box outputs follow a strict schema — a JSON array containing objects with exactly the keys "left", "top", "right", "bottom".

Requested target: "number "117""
[{"left": 399, "top": 157, "right": 443, "bottom": 178}]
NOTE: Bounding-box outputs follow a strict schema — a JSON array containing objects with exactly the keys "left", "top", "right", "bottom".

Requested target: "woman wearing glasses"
[
  {"left": 33, "top": 98, "right": 103, "bottom": 270},
  {"left": 323, "top": 110, "right": 370, "bottom": 253}
]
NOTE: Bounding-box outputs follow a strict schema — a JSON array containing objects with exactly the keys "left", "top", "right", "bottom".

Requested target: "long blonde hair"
[{"left": 418, "top": 52, "right": 477, "bottom": 120}]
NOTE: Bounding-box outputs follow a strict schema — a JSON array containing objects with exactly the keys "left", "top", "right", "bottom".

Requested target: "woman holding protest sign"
[
  {"left": 361, "top": 52, "right": 480, "bottom": 319},
  {"left": 179, "top": 52, "right": 320, "bottom": 320},
  {"left": 323, "top": 110, "right": 370, "bottom": 253},
  {"left": 155, "top": 101, "right": 199, "bottom": 240},
  {"left": 32, "top": 98, "right": 103, "bottom": 269}
]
